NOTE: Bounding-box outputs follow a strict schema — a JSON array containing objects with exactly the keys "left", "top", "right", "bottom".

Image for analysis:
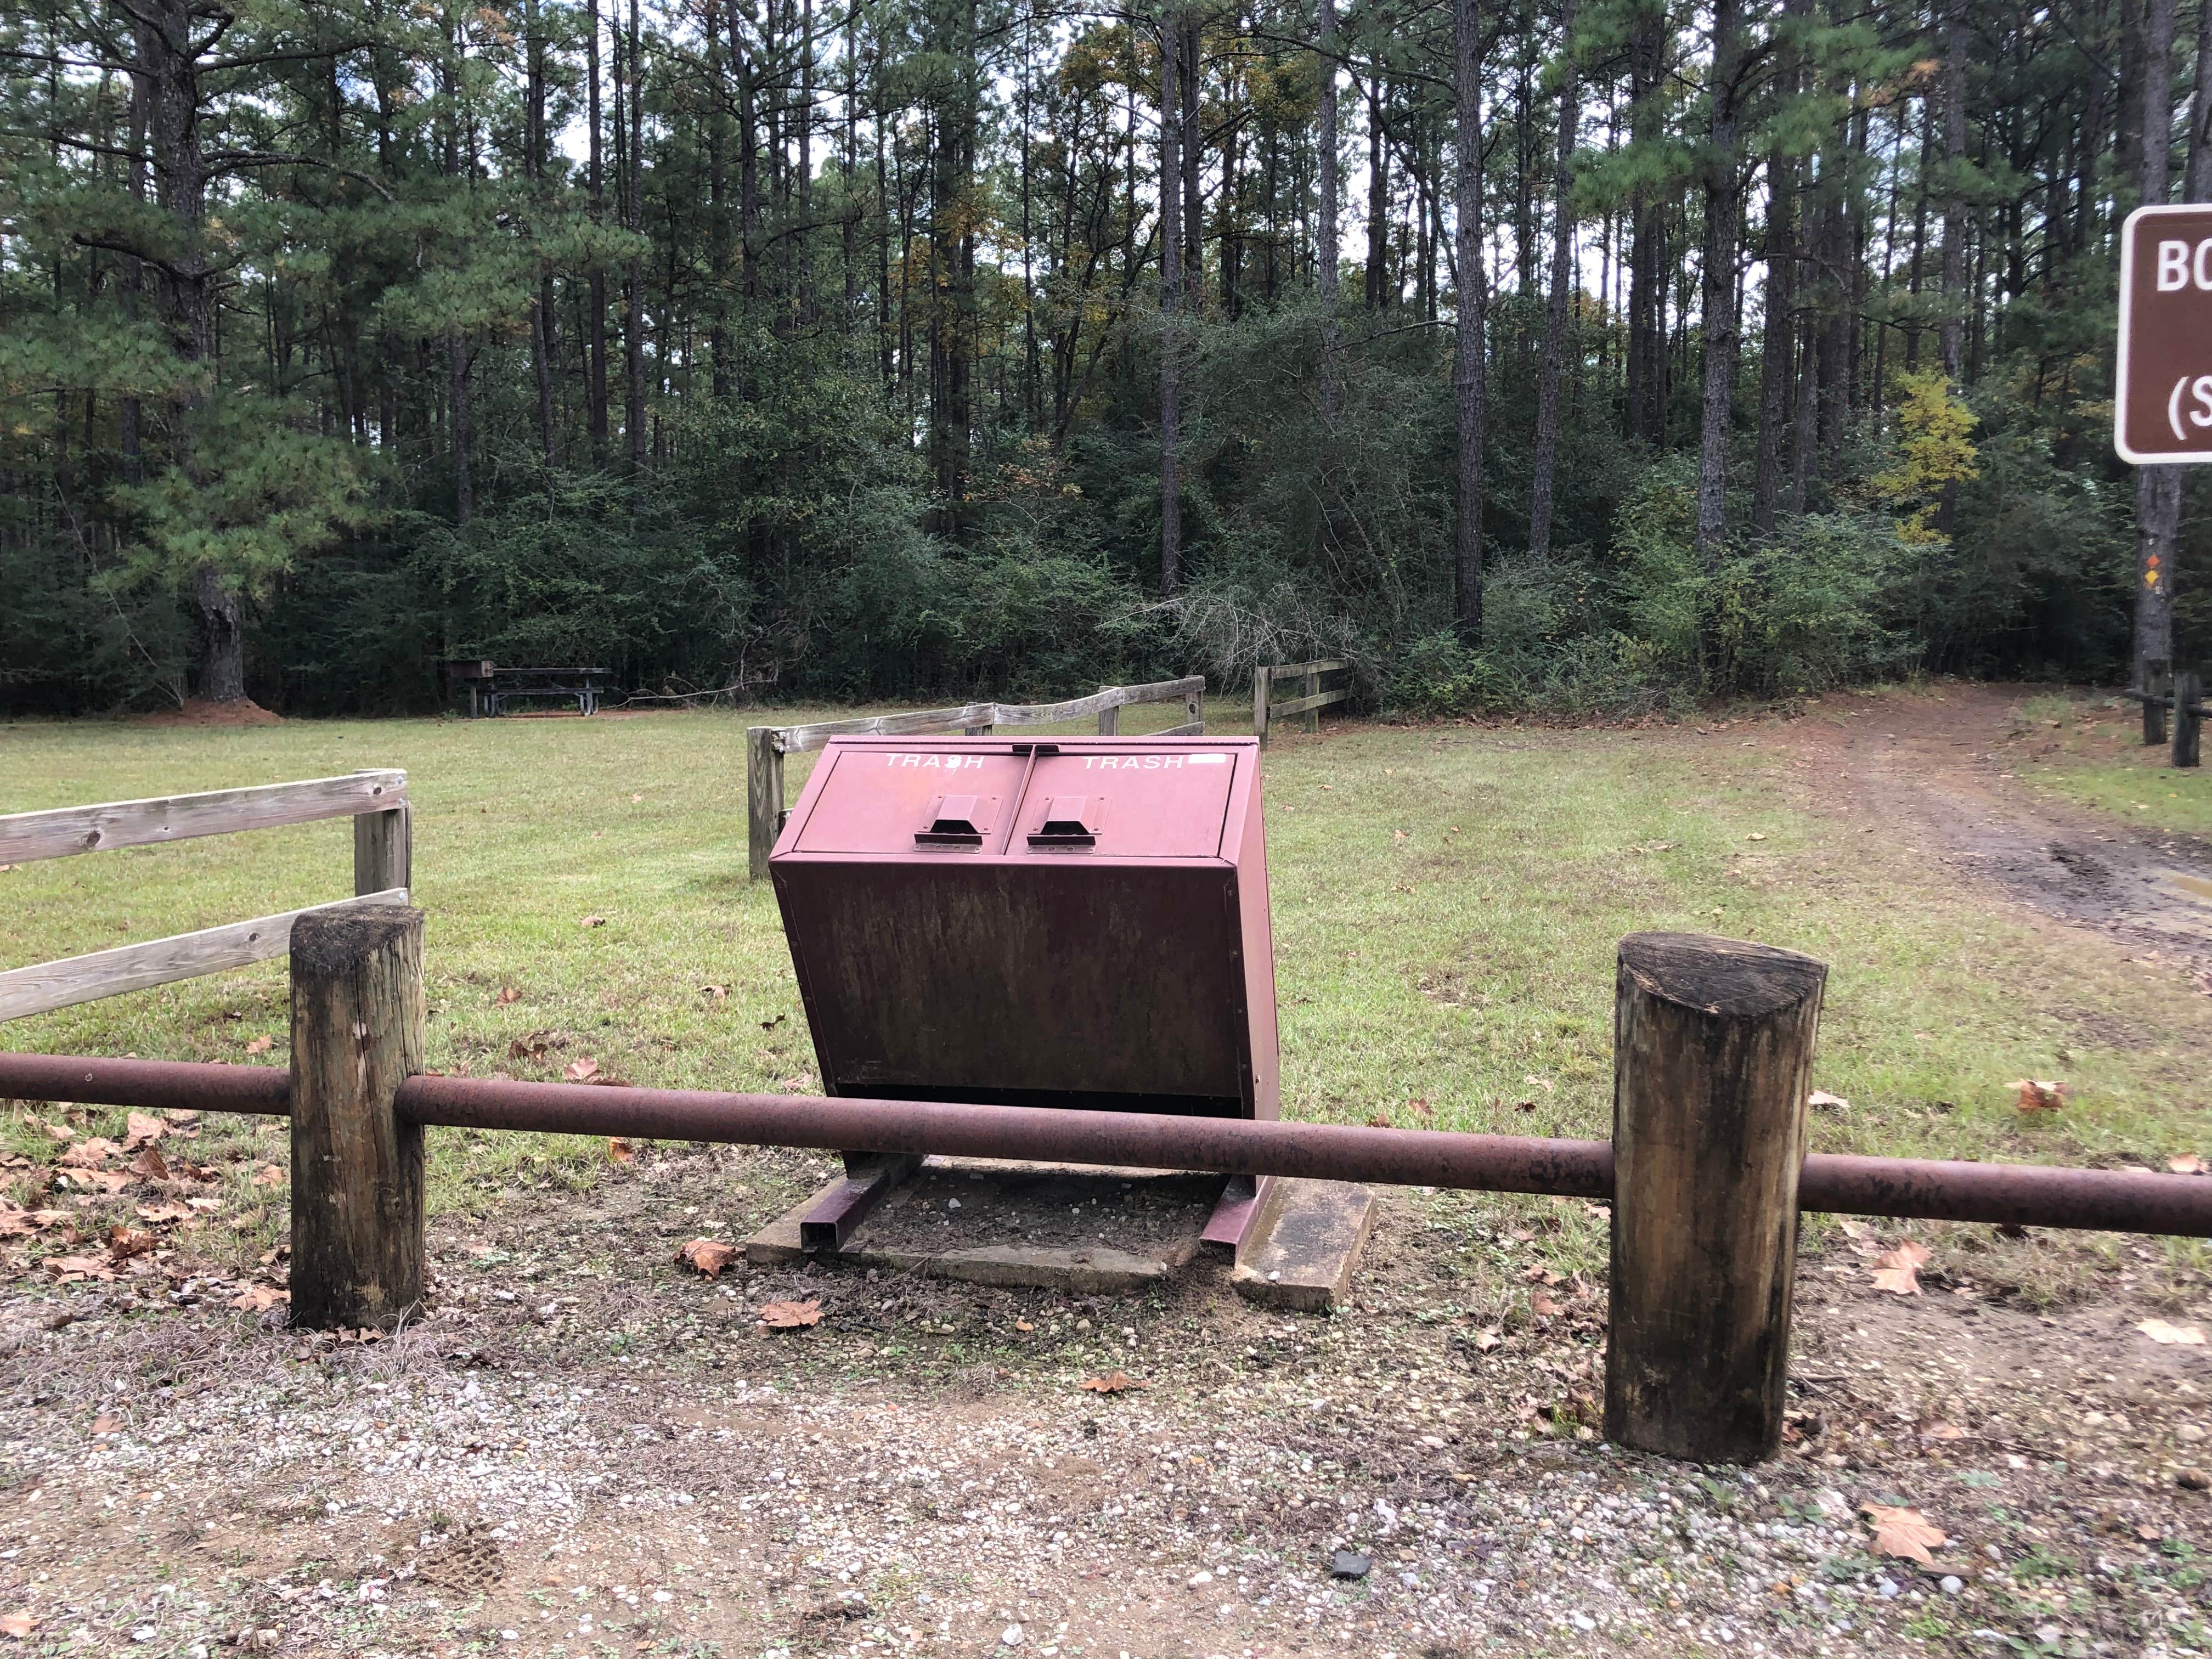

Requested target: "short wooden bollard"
[
  {"left": 2175, "top": 670, "right": 2202, "bottom": 769},
  {"left": 1606, "top": 932, "right": 1827, "bottom": 1464},
  {"left": 2145, "top": 660, "right": 2172, "bottom": 747},
  {"left": 289, "top": 905, "right": 427, "bottom": 1330}
]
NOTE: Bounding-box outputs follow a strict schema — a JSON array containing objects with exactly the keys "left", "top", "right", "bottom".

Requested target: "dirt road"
[{"left": 1762, "top": 684, "right": 2212, "bottom": 974}]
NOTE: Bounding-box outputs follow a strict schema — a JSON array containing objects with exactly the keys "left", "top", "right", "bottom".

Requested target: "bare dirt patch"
[
  {"left": 1759, "top": 685, "right": 2212, "bottom": 974},
  {"left": 136, "top": 698, "right": 286, "bottom": 727}
]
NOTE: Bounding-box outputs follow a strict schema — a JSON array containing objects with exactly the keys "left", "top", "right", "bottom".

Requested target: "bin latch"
[
  {"left": 1027, "top": 794, "right": 1104, "bottom": 850},
  {"left": 916, "top": 793, "right": 997, "bottom": 848}
]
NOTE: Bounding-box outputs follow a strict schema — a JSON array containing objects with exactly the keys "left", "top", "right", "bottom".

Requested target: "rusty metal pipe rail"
[{"left": 5, "top": 1053, "right": 2210, "bottom": 1236}]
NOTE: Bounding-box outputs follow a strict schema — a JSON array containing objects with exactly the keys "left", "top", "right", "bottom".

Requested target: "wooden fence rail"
[
  {"left": 746, "top": 677, "right": 1205, "bottom": 878},
  {"left": 0, "top": 771, "right": 411, "bottom": 1022},
  {"left": 2123, "top": 658, "right": 2205, "bottom": 768},
  {"left": 1252, "top": 659, "right": 1350, "bottom": 747}
]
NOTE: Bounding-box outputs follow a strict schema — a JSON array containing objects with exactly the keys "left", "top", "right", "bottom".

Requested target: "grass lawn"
[
  {"left": 5, "top": 698, "right": 2211, "bottom": 1276},
  {"left": 2008, "top": 689, "right": 2212, "bottom": 837}
]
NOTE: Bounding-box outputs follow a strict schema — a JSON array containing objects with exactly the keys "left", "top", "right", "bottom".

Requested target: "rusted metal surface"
[
  {"left": 1796, "top": 1153, "right": 2212, "bottom": 1234},
  {"left": 799, "top": 1153, "right": 922, "bottom": 1252},
  {"left": 396, "top": 1074, "right": 1613, "bottom": 1196},
  {"left": 770, "top": 736, "right": 1279, "bottom": 1124},
  {"left": 7, "top": 1051, "right": 2212, "bottom": 1236},
  {"left": 0, "top": 1052, "right": 290, "bottom": 1114}
]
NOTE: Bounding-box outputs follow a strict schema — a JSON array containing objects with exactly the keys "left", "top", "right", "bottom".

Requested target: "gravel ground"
[{"left": 7, "top": 1141, "right": 2212, "bottom": 1659}]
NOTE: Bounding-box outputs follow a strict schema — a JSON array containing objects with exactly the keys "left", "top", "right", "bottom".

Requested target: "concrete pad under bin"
[
  {"left": 746, "top": 1156, "right": 1221, "bottom": 1294},
  {"left": 1229, "top": 1178, "right": 1376, "bottom": 1313}
]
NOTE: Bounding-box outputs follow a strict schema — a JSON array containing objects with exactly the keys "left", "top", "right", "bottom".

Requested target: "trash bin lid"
[{"left": 789, "top": 743, "right": 1240, "bottom": 860}]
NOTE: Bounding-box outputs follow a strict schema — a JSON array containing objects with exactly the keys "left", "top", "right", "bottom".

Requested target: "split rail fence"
[
  {"left": 2123, "top": 659, "right": 2205, "bottom": 768},
  {"left": 5, "top": 913, "right": 2208, "bottom": 1464},
  {"left": 0, "top": 772, "right": 411, "bottom": 1022},
  {"left": 746, "top": 676, "right": 1205, "bottom": 878},
  {"left": 1253, "top": 660, "right": 1350, "bottom": 747}
]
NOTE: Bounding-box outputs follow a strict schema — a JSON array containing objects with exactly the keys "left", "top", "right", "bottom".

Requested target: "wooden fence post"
[
  {"left": 2176, "top": 669, "right": 2203, "bottom": 769},
  {"left": 1300, "top": 663, "right": 1321, "bottom": 735},
  {"left": 1185, "top": 682, "right": 1204, "bottom": 732},
  {"left": 1606, "top": 932, "right": 1827, "bottom": 1464},
  {"left": 289, "top": 905, "right": 426, "bottom": 1330},
  {"left": 1097, "top": 691, "right": 1120, "bottom": 736},
  {"left": 354, "top": 795, "right": 411, "bottom": 898},
  {"left": 2146, "top": 659, "right": 2172, "bottom": 747},
  {"left": 1254, "top": 667, "right": 1272, "bottom": 748},
  {"left": 747, "top": 726, "right": 785, "bottom": 881}
]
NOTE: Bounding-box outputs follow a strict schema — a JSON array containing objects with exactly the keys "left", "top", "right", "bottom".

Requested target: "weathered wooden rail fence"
[
  {"left": 1252, "top": 659, "right": 1350, "bottom": 747},
  {"left": 745, "top": 676, "right": 1205, "bottom": 878},
  {"left": 0, "top": 772, "right": 411, "bottom": 1022},
  {"left": 2123, "top": 658, "right": 2205, "bottom": 768},
  {"left": 6, "top": 915, "right": 2207, "bottom": 1464}
]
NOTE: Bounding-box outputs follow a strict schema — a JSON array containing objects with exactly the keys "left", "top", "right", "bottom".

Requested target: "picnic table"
[{"left": 439, "top": 661, "right": 609, "bottom": 717}]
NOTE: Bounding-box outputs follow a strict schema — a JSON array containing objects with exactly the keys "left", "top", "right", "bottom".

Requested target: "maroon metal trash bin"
[{"left": 769, "top": 735, "right": 1278, "bottom": 1127}]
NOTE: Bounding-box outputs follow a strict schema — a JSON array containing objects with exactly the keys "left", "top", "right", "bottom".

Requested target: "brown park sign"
[{"left": 2118, "top": 203, "right": 2212, "bottom": 464}]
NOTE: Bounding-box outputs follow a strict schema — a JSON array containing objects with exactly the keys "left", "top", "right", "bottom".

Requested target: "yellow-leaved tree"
[{"left": 1871, "top": 372, "right": 1980, "bottom": 545}]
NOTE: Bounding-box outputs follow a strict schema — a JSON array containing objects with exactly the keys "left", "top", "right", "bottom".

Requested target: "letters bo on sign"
[{"left": 2118, "top": 204, "right": 2212, "bottom": 464}]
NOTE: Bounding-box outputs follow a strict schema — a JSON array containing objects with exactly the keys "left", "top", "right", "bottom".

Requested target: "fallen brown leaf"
[
  {"left": 1080, "top": 1370, "right": 1147, "bottom": 1394},
  {"left": 2138, "top": 1318, "right": 2207, "bottom": 1346},
  {"left": 252, "top": 1164, "right": 287, "bottom": 1188},
  {"left": 60, "top": 1167, "right": 132, "bottom": 1193},
  {"left": 57, "top": 1137, "right": 121, "bottom": 1169},
  {"left": 135, "top": 1203, "right": 192, "bottom": 1224},
  {"left": 1808, "top": 1090, "right": 1850, "bottom": 1112},
  {"left": 1870, "top": 1239, "right": 1931, "bottom": 1295},
  {"left": 580, "top": 914, "right": 607, "bottom": 928},
  {"left": 758, "top": 1298, "right": 823, "bottom": 1330},
  {"left": 243, "top": 1035, "right": 274, "bottom": 1055},
  {"left": 494, "top": 985, "right": 521, "bottom": 1006},
  {"left": 699, "top": 984, "right": 727, "bottom": 1003},
  {"left": 1860, "top": 1502, "right": 1946, "bottom": 1565},
  {"left": 607, "top": 1137, "right": 636, "bottom": 1163},
  {"left": 1531, "top": 1293, "right": 1561, "bottom": 1317},
  {"left": 45, "top": 1254, "right": 116, "bottom": 1282},
  {"left": 2011, "top": 1078, "right": 2067, "bottom": 1113},
  {"left": 161, "top": 1109, "right": 199, "bottom": 1126},
  {"left": 0, "top": 1610, "right": 36, "bottom": 1638},
  {"left": 91, "top": 1413, "right": 120, "bottom": 1435},
  {"left": 563, "top": 1056, "right": 601, "bottom": 1083},
  {"left": 123, "top": 1111, "right": 166, "bottom": 1147},
  {"left": 2171, "top": 1154, "right": 2207, "bottom": 1175},
  {"left": 677, "top": 1238, "right": 737, "bottom": 1277},
  {"left": 1365, "top": 1114, "right": 1392, "bottom": 1128},
  {"left": 106, "top": 1226, "right": 156, "bottom": 1260},
  {"left": 228, "top": 1285, "right": 289, "bottom": 1312},
  {"left": 1471, "top": 1329, "right": 1503, "bottom": 1352},
  {"left": 128, "top": 1145, "right": 169, "bottom": 1182}
]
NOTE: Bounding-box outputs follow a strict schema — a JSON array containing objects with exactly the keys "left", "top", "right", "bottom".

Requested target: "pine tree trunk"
[
  {"left": 1161, "top": 16, "right": 1184, "bottom": 596},
  {"left": 1181, "top": 18, "right": 1204, "bottom": 314},
  {"left": 1693, "top": 0, "right": 1745, "bottom": 581},
  {"left": 1318, "top": 0, "right": 1341, "bottom": 417},
  {"left": 587, "top": 0, "right": 610, "bottom": 459},
  {"left": 1751, "top": 4, "right": 1803, "bottom": 541},
  {"left": 2137, "top": 0, "right": 2180, "bottom": 675},
  {"left": 1528, "top": 0, "right": 1578, "bottom": 557},
  {"left": 1624, "top": 0, "right": 1666, "bottom": 443},
  {"left": 625, "top": 0, "right": 645, "bottom": 472},
  {"left": 1451, "top": 0, "right": 1486, "bottom": 641}
]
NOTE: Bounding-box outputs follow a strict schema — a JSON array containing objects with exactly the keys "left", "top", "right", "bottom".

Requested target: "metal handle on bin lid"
[
  {"left": 1027, "top": 794, "right": 1102, "bottom": 850},
  {"left": 915, "top": 793, "right": 996, "bottom": 847}
]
